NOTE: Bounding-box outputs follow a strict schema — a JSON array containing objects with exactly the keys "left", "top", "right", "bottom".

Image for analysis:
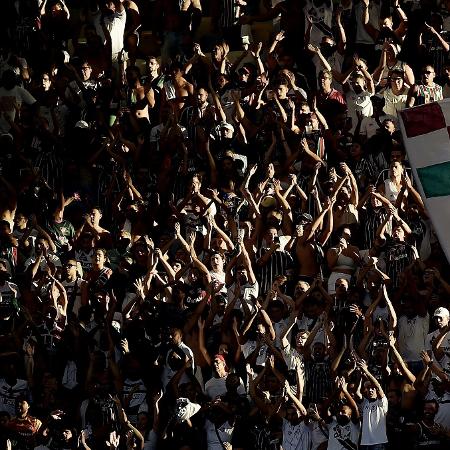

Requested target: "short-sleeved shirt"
[
  {"left": 326, "top": 418, "right": 361, "bottom": 450},
  {"left": 0, "top": 85, "right": 36, "bottom": 132},
  {"left": 359, "top": 396, "right": 388, "bottom": 445}
]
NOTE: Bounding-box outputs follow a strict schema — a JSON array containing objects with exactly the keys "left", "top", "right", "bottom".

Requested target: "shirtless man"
[
  {"left": 295, "top": 197, "right": 334, "bottom": 281},
  {"left": 125, "top": 65, "right": 155, "bottom": 124},
  {"left": 124, "top": 0, "right": 140, "bottom": 66},
  {"left": 0, "top": 175, "right": 17, "bottom": 229},
  {"left": 75, "top": 207, "right": 112, "bottom": 249},
  {"left": 163, "top": 61, "right": 194, "bottom": 111},
  {"left": 156, "top": 0, "right": 202, "bottom": 64}
]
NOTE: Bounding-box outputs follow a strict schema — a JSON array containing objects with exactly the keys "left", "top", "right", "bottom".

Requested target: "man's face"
[
  {"left": 295, "top": 281, "right": 309, "bottom": 297},
  {"left": 390, "top": 150, "right": 403, "bottom": 163},
  {"left": 90, "top": 209, "right": 101, "bottom": 225},
  {"left": 237, "top": 268, "right": 248, "bottom": 284},
  {"left": 313, "top": 342, "right": 326, "bottom": 360},
  {"left": 64, "top": 260, "right": 77, "bottom": 278},
  {"left": 296, "top": 331, "right": 308, "bottom": 349},
  {"left": 14, "top": 214, "right": 27, "bottom": 228},
  {"left": 364, "top": 382, "right": 377, "bottom": 399},
  {"left": 387, "top": 390, "right": 401, "bottom": 407},
  {"left": 213, "top": 357, "right": 226, "bottom": 374},
  {"left": 62, "top": 429, "right": 73, "bottom": 441},
  {"left": 265, "top": 228, "right": 278, "bottom": 245},
  {"left": 220, "top": 127, "right": 233, "bottom": 139},
  {"left": 81, "top": 63, "right": 92, "bottom": 81},
  {"left": 105, "top": 1, "right": 116, "bottom": 13},
  {"left": 390, "top": 74, "right": 404, "bottom": 90},
  {"left": 320, "top": 38, "right": 335, "bottom": 56},
  {"left": 17, "top": 400, "right": 29, "bottom": 416},
  {"left": 435, "top": 315, "right": 449, "bottom": 328},
  {"left": 0, "top": 223, "right": 10, "bottom": 237},
  {"left": 42, "top": 74, "right": 51, "bottom": 90},
  {"left": 197, "top": 88, "right": 208, "bottom": 105},
  {"left": 276, "top": 84, "right": 288, "bottom": 99},
  {"left": 216, "top": 75, "right": 227, "bottom": 88},
  {"left": 423, "top": 403, "right": 437, "bottom": 420},
  {"left": 211, "top": 253, "right": 223, "bottom": 268},
  {"left": 147, "top": 58, "right": 159, "bottom": 73},
  {"left": 319, "top": 73, "right": 332, "bottom": 90},
  {"left": 126, "top": 69, "right": 139, "bottom": 86},
  {"left": 286, "top": 407, "right": 301, "bottom": 424},
  {"left": 422, "top": 66, "right": 435, "bottom": 83},
  {"left": 269, "top": 306, "right": 283, "bottom": 323},
  {"left": 170, "top": 328, "right": 182, "bottom": 345},
  {"left": 335, "top": 278, "right": 348, "bottom": 295},
  {"left": 352, "top": 77, "right": 365, "bottom": 93},
  {"left": 36, "top": 239, "right": 48, "bottom": 254},
  {"left": 94, "top": 250, "right": 106, "bottom": 266}
]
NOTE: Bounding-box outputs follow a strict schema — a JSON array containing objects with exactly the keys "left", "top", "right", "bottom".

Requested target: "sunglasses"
[{"left": 423, "top": 71, "right": 434, "bottom": 74}]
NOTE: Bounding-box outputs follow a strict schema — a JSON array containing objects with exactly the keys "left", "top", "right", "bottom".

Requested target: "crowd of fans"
[{"left": 2, "top": 0, "right": 450, "bottom": 449}]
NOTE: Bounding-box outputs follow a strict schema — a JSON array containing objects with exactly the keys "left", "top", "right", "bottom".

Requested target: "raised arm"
[{"left": 357, "top": 359, "right": 385, "bottom": 398}]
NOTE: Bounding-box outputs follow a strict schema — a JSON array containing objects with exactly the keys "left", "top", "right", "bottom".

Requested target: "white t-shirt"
[
  {"left": 241, "top": 340, "right": 268, "bottom": 367},
  {"left": 0, "top": 85, "right": 36, "bottom": 132},
  {"left": 204, "top": 376, "right": 246, "bottom": 399},
  {"left": 205, "top": 419, "right": 234, "bottom": 450},
  {"left": 359, "top": 114, "right": 397, "bottom": 140},
  {"left": 359, "top": 396, "right": 388, "bottom": 445},
  {"left": 327, "top": 418, "right": 361, "bottom": 450},
  {"left": 398, "top": 314, "right": 429, "bottom": 362},
  {"left": 382, "top": 88, "right": 408, "bottom": 116},
  {"left": 228, "top": 281, "right": 259, "bottom": 312},
  {"left": 346, "top": 88, "right": 373, "bottom": 134},
  {"left": 0, "top": 281, "right": 20, "bottom": 318},
  {"left": 92, "top": 8, "right": 126, "bottom": 60},
  {"left": 355, "top": 2, "right": 380, "bottom": 45},
  {"left": 425, "top": 391, "right": 450, "bottom": 430},
  {"left": 426, "top": 329, "right": 450, "bottom": 374},
  {"left": 161, "top": 342, "right": 195, "bottom": 389},
  {"left": 62, "top": 278, "right": 84, "bottom": 317},
  {"left": 310, "top": 421, "right": 328, "bottom": 450},
  {"left": 23, "top": 253, "right": 62, "bottom": 272},
  {"left": 282, "top": 419, "right": 312, "bottom": 450},
  {"left": 0, "top": 378, "right": 30, "bottom": 416},
  {"left": 304, "top": 0, "right": 333, "bottom": 45}
]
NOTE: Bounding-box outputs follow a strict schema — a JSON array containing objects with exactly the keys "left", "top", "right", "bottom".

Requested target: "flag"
[{"left": 398, "top": 99, "right": 450, "bottom": 263}]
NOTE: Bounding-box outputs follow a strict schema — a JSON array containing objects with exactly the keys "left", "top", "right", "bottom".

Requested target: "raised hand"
[
  {"left": 249, "top": 163, "right": 258, "bottom": 177},
  {"left": 421, "top": 350, "right": 432, "bottom": 366},
  {"left": 134, "top": 278, "right": 145, "bottom": 298},
  {"left": 274, "top": 30, "right": 285, "bottom": 43}
]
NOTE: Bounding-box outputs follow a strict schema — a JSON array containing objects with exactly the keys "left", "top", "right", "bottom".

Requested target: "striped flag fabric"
[{"left": 398, "top": 99, "right": 450, "bottom": 263}]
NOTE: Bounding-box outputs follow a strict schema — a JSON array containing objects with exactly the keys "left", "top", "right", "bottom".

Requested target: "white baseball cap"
[{"left": 434, "top": 307, "right": 450, "bottom": 318}]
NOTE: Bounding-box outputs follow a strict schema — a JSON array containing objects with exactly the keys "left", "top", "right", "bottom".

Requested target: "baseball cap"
[
  {"left": 175, "top": 397, "right": 201, "bottom": 422},
  {"left": 75, "top": 120, "right": 90, "bottom": 129},
  {"left": 298, "top": 213, "right": 313, "bottom": 224},
  {"left": 434, "top": 307, "right": 450, "bottom": 318},
  {"left": 261, "top": 195, "right": 276, "bottom": 208},
  {"left": 218, "top": 121, "right": 234, "bottom": 132}
]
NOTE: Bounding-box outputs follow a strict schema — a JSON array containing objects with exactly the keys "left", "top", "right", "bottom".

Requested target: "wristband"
[{"left": 428, "top": 359, "right": 434, "bottom": 367}]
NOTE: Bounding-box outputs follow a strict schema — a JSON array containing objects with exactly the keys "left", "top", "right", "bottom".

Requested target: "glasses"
[
  {"left": 65, "top": 264, "right": 76, "bottom": 268},
  {"left": 423, "top": 71, "right": 434, "bottom": 74},
  {"left": 391, "top": 77, "right": 402, "bottom": 81}
]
